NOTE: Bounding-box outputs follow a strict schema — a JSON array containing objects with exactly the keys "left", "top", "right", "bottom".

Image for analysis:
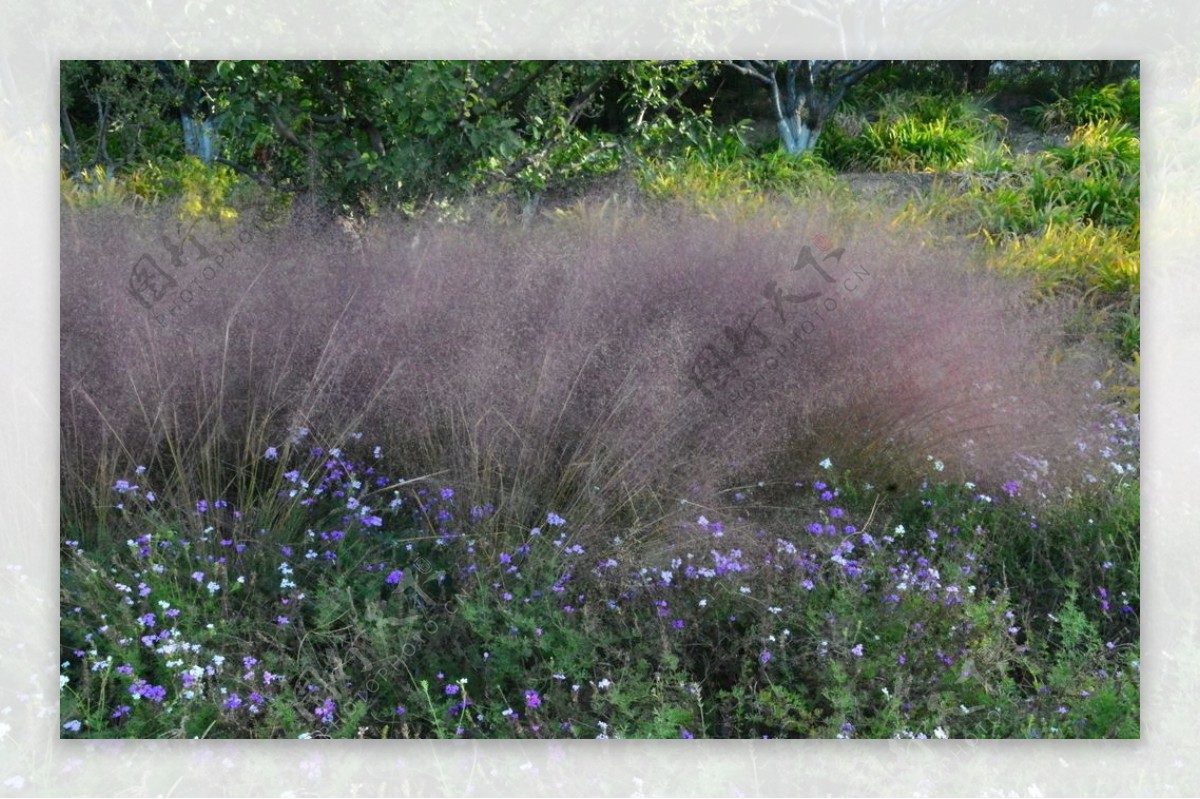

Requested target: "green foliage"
[
  {"left": 60, "top": 60, "right": 724, "bottom": 218},
  {"left": 819, "top": 93, "right": 999, "bottom": 172},
  {"left": 63, "top": 428, "right": 1138, "bottom": 738},
  {"left": 636, "top": 122, "right": 845, "bottom": 214},
  {"left": 206, "top": 60, "right": 721, "bottom": 215},
  {"left": 985, "top": 221, "right": 1138, "bottom": 302},
  {"left": 1031, "top": 79, "right": 1141, "bottom": 131},
  {"left": 59, "top": 164, "right": 134, "bottom": 209},
  {"left": 124, "top": 157, "right": 246, "bottom": 223},
  {"left": 60, "top": 61, "right": 184, "bottom": 174}
]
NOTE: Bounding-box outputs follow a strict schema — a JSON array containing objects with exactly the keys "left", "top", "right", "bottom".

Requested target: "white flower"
[
  {"left": 597, "top": 678, "right": 612, "bottom": 690},
  {"left": 819, "top": 457, "right": 833, "bottom": 470},
  {"left": 934, "top": 726, "right": 948, "bottom": 739},
  {"left": 933, "top": 460, "right": 944, "bottom": 472},
  {"left": 698, "top": 599, "right": 708, "bottom": 608}
]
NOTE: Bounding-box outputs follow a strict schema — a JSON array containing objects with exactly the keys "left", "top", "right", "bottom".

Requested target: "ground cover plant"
[{"left": 60, "top": 186, "right": 1138, "bottom": 739}]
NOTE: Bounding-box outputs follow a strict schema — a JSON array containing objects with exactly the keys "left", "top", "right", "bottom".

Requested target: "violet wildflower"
[{"left": 524, "top": 689, "right": 542, "bottom": 708}]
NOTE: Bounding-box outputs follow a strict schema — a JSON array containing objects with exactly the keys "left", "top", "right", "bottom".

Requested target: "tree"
[
  {"left": 724, "top": 60, "right": 884, "bottom": 154},
  {"left": 200, "top": 60, "right": 720, "bottom": 215},
  {"left": 59, "top": 61, "right": 181, "bottom": 177}
]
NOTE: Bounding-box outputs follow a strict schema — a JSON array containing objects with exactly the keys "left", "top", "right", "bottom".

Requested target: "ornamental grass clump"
[{"left": 63, "top": 192, "right": 1113, "bottom": 562}]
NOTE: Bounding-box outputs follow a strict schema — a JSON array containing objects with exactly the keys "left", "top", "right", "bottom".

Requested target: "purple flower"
[
  {"left": 546, "top": 511, "right": 567, "bottom": 527},
  {"left": 1002, "top": 481, "right": 1021, "bottom": 498},
  {"left": 395, "top": 705, "right": 407, "bottom": 715},
  {"left": 195, "top": 500, "right": 209, "bottom": 514},
  {"left": 681, "top": 729, "right": 695, "bottom": 739},
  {"left": 313, "top": 697, "right": 336, "bottom": 724},
  {"left": 440, "top": 487, "right": 455, "bottom": 500},
  {"left": 851, "top": 643, "right": 864, "bottom": 658},
  {"left": 386, "top": 569, "right": 404, "bottom": 585},
  {"left": 445, "top": 684, "right": 460, "bottom": 695},
  {"left": 759, "top": 651, "right": 772, "bottom": 664},
  {"left": 524, "top": 689, "right": 542, "bottom": 708},
  {"left": 264, "top": 446, "right": 279, "bottom": 461}
]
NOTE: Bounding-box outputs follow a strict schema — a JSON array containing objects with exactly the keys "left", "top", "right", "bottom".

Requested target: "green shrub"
[
  {"left": 985, "top": 220, "right": 1139, "bottom": 302},
  {"left": 1032, "top": 79, "right": 1140, "bottom": 131},
  {"left": 819, "top": 93, "right": 1000, "bottom": 173}
]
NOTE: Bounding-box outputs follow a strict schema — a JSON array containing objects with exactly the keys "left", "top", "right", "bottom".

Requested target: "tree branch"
[
  {"left": 566, "top": 71, "right": 610, "bottom": 127},
  {"left": 724, "top": 60, "right": 776, "bottom": 87},
  {"left": 487, "top": 61, "right": 560, "bottom": 109},
  {"left": 268, "top": 107, "right": 318, "bottom": 156},
  {"left": 60, "top": 102, "right": 81, "bottom": 176}
]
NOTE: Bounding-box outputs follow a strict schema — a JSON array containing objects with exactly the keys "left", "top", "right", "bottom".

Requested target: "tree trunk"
[
  {"left": 778, "top": 111, "right": 820, "bottom": 154},
  {"left": 182, "top": 114, "right": 221, "bottom": 163},
  {"left": 726, "top": 60, "right": 883, "bottom": 157}
]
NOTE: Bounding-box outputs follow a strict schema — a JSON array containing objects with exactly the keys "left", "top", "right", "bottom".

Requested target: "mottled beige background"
[{"left": 1, "top": 0, "right": 1193, "bottom": 794}]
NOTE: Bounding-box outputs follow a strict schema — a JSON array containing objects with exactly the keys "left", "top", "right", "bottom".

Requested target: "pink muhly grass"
[{"left": 61, "top": 193, "right": 1112, "bottom": 554}]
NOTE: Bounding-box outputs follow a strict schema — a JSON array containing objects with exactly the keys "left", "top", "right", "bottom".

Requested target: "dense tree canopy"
[{"left": 59, "top": 59, "right": 1138, "bottom": 216}]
